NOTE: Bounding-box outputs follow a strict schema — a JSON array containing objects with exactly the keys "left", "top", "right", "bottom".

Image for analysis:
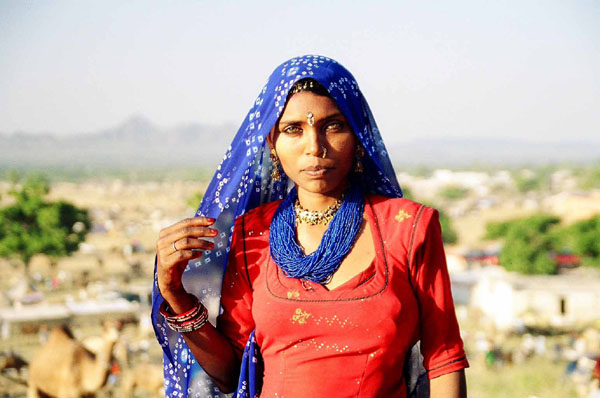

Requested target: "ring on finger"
[{"left": 173, "top": 240, "right": 178, "bottom": 252}]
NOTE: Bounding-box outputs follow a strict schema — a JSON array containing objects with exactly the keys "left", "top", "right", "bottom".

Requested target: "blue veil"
[{"left": 151, "top": 55, "right": 403, "bottom": 397}]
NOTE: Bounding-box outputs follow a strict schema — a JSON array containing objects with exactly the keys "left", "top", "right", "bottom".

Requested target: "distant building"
[
  {"left": 451, "top": 266, "right": 600, "bottom": 331},
  {"left": 0, "top": 299, "right": 139, "bottom": 339}
]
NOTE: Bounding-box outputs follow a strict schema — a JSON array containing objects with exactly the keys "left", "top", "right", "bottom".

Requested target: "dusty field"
[
  {"left": 1, "top": 180, "right": 598, "bottom": 397},
  {"left": 1, "top": 180, "right": 206, "bottom": 397}
]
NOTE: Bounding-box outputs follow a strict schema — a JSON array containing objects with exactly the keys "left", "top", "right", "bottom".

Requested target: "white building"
[{"left": 451, "top": 266, "right": 600, "bottom": 331}]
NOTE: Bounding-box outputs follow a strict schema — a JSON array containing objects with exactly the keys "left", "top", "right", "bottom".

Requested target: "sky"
[{"left": 0, "top": 0, "right": 599, "bottom": 145}]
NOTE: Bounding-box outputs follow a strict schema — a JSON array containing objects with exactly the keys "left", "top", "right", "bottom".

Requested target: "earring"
[
  {"left": 354, "top": 145, "right": 365, "bottom": 173},
  {"left": 270, "top": 148, "right": 281, "bottom": 181}
]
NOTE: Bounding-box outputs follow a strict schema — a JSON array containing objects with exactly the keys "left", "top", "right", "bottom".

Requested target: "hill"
[{"left": 1, "top": 116, "right": 598, "bottom": 168}]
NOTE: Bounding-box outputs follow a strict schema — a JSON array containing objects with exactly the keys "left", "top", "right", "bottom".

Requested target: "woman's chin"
[{"left": 295, "top": 179, "right": 349, "bottom": 198}]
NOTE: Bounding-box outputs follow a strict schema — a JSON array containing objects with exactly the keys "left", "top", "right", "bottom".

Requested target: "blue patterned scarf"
[{"left": 151, "top": 55, "right": 402, "bottom": 397}]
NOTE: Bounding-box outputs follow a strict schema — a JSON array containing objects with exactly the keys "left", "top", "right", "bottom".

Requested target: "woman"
[{"left": 153, "top": 55, "right": 468, "bottom": 397}]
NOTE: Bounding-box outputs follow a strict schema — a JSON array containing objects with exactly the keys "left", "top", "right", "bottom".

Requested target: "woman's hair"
[{"left": 288, "top": 78, "right": 330, "bottom": 98}]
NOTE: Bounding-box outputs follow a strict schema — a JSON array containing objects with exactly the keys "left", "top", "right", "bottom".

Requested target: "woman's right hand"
[
  {"left": 156, "top": 217, "right": 218, "bottom": 312},
  {"left": 156, "top": 216, "right": 240, "bottom": 392}
]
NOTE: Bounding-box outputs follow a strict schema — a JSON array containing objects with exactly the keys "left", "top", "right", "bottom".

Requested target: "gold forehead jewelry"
[
  {"left": 290, "top": 79, "right": 316, "bottom": 95},
  {"left": 294, "top": 196, "right": 344, "bottom": 225},
  {"left": 307, "top": 112, "right": 315, "bottom": 127}
]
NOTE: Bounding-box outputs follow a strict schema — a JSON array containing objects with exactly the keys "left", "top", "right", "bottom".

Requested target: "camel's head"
[{"left": 102, "top": 320, "right": 121, "bottom": 345}]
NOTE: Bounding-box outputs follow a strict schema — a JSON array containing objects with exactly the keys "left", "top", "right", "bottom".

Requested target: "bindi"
[{"left": 306, "top": 112, "right": 315, "bottom": 127}]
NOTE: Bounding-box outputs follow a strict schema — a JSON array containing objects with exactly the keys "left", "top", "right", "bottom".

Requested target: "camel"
[
  {"left": 83, "top": 333, "right": 128, "bottom": 366},
  {"left": 121, "top": 362, "right": 164, "bottom": 398},
  {"left": 27, "top": 322, "right": 119, "bottom": 398},
  {"left": 1, "top": 350, "right": 28, "bottom": 375}
]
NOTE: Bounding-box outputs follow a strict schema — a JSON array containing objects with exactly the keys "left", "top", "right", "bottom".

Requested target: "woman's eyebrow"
[
  {"left": 278, "top": 118, "right": 302, "bottom": 126},
  {"left": 279, "top": 112, "right": 345, "bottom": 126}
]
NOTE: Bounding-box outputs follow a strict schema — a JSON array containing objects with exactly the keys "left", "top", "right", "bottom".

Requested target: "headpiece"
[{"left": 152, "top": 55, "right": 402, "bottom": 397}]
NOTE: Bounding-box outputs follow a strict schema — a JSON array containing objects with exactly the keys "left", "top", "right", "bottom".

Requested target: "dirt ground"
[{"left": 1, "top": 180, "right": 598, "bottom": 397}]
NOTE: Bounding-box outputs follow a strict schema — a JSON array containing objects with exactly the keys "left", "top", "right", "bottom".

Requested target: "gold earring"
[
  {"left": 354, "top": 145, "right": 365, "bottom": 173},
  {"left": 270, "top": 148, "right": 281, "bottom": 181}
]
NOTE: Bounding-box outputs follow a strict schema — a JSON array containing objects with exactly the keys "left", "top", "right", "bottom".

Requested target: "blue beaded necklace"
[{"left": 269, "top": 184, "right": 365, "bottom": 284}]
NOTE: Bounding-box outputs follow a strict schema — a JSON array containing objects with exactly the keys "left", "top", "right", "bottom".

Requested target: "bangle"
[
  {"left": 160, "top": 296, "right": 209, "bottom": 333},
  {"left": 160, "top": 296, "right": 201, "bottom": 322}
]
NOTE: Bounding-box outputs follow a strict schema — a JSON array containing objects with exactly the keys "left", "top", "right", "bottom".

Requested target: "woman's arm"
[
  {"left": 408, "top": 207, "right": 469, "bottom": 392},
  {"left": 430, "top": 369, "right": 467, "bottom": 398},
  {"left": 165, "top": 292, "right": 242, "bottom": 392},
  {"left": 156, "top": 217, "right": 241, "bottom": 393}
]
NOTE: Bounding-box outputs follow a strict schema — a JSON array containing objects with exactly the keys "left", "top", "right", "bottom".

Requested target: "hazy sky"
[{"left": 1, "top": 0, "right": 599, "bottom": 144}]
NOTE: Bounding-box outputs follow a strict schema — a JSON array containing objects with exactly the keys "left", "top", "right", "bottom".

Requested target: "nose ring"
[{"left": 321, "top": 146, "right": 327, "bottom": 159}]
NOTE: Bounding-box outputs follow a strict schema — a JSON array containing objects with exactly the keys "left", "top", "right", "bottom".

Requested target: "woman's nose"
[{"left": 304, "top": 129, "right": 325, "bottom": 157}]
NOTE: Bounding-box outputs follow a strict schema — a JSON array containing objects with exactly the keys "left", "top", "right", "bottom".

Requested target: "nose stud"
[{"left": 307, "top": 112, "right": 315, "bottom": 127}]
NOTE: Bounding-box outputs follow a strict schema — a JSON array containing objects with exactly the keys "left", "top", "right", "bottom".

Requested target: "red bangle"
[
  {"left": 160, "top": 296, "right": 200, "bottom": 321},
  {"left": 159, "top": 296, "right": 209, "bottom": 333}
]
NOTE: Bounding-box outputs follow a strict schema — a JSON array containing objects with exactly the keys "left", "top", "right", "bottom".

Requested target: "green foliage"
[
  {"left": 514, "top": 175, "right": 542, "bottom": 193},
  {"left": 408, "top": 166, "right": 432, "bottom": 178},
  {"left": 186, "top": 191, "right": 204, "bottom": 209},
  {"left": 563, "top": 216, "right": 600, "bottom": 266},
  {"left": 485, "top": 215, "right": 561, "bottom": 275},
  {"left": 438, "top": 184, "right": 470, "bottom": 200},
  {"left": 437, "top": 208, "right": 458, "bottom": 244},
  {"left": 576, "top": 164, "right": 600, "bottom": 190},
  {"left": 512, "top": 167, "right": 553, "bottom": 193},
  {"left": 484, "top": 221, "right": 510, "bottom": 240},
  {"left": 400, "top": 185, "right": 413, "bottom": 200},
  {"left": 419, "top": 198, "right": 458, "bottom": 244},
  {"left": 0, "top": 175, "right": 91, "bottom": 269}
]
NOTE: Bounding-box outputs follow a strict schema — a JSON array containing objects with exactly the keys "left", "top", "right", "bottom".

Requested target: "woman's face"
[{"left": 270, "top": 91, "right": 357, "bottom": 199}]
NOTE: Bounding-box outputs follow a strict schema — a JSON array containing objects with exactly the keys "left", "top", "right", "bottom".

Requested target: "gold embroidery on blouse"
[
  {"left": 287, "top": 290, "right": 300, "bottom": 299},
  {"left": 291, "top": 308, "right": 311, "bottom": 324},
  {"left": 313, "top": 315, "right": 353, "bottom": 328},
  {"left": 304, "top": 338, "right": 351, "bottom": 352},
  {"left": 395, "top": 209, "right": 412, "bottom": 223}
]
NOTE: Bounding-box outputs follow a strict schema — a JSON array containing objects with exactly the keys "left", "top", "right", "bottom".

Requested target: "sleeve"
[
  {"left": 409, "top": 207, "right": 469, "bottom": 379},
  {"left": 216, "top": 215, "right": 255, "bottom": 356}
]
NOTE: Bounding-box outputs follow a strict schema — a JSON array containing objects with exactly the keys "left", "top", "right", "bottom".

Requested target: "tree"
[
  {"left": 485, "top": 215, "right": 561, "bottom": 275},
  {"left": 437, "top": 208, "right": 458, "bottom": 245},
  {"left": 407, "top": 191, "right": 458, "bottom": 244},
  {"left": 186, "top": 191, "right": 204, "bottom": 209},
  {"left": 438, "top": 185, "right": 470, "bottom": 200},
  {"left": 513, "top": 168, "right": 552, "bottom": 193},
  {"left": 575, "top": 163, "right": 600, "bottom": 190},
  {"left": 0, "top": 175, "right": 91, "bottom": 274},
  {"left": 563, "top": 216, "right": 600, "bottom": 267}
]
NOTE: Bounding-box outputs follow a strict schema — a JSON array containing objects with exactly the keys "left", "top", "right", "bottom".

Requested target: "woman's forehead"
[{"left": 280, "top": 91, "right": 341, "bottom": 120}]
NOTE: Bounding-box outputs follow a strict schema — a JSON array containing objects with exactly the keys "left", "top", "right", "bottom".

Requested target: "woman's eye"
[
  {"left": 325, "top": 121, "right": 343, "bottom": 132},
  {"left": 282, "top": 125, "right": 302, "bottom": 134}
]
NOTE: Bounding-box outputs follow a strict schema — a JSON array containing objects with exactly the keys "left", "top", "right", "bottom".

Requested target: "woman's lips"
[{"left": 302, "top": 166, "right": 332, "bottom": 177}]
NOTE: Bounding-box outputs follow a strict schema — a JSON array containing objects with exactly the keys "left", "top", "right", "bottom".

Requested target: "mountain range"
[{"left": 1, "top": 116, "right": 598, "bottom": 169}]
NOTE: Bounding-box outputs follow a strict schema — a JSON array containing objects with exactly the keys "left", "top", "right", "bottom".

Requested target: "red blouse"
[{"left": 217, "top": 195, "right": 468, "bottom": 398}]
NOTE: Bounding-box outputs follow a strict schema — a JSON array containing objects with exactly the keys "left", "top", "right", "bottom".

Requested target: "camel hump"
[{"left": 52, "top": 324, "right": 75, "bottom": 339}]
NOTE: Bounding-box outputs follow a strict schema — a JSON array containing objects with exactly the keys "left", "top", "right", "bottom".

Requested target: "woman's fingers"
[
  {"left": 158, "top": 226, "right": 218, "bottom": 251},
  {"left": 164, "top": 246, "right": 206, "bottom": 264},
  {"left": 172, "top": 237, "right": 215, "bottom": 252},
  {"left": 156, "top": 217, "right": 219, "bottom": 303},
  {"left": 159, "top": 217, "right": 215, "bottom": 238}
]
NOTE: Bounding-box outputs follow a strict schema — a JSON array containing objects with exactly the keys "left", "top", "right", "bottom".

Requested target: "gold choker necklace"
[{"left": 294, "top": 197, "right": 344, "bottom": 225}]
